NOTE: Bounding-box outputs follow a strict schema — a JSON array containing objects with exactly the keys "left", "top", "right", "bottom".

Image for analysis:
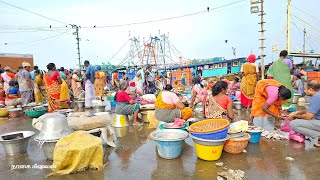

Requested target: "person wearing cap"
[
  {"left": 1, "top": 66, "right": 15, "bottom": 92},
  {"left": 292, "top": 73, "right": 304, "bottom": 95},
  {"left": 17, "top": 62, "right": 34, "bottom": 105}
]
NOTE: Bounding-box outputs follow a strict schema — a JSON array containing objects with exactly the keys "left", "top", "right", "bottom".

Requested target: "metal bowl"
[
  {"left": 41, "top": 141, "right": 57, "bottom": 161},
  {"left": 7, "top": 108, "right": 22, "bottom": 118},
  {"left": 0, "top": 131, "right": 35, "bottom": 156},
  {"left": 233, "top": 101, "right": 243, "bottom": 110},
  {"left": 35, "top": 113, "right": 73, "bottom": 141},
  {"left": 93, "top": 105, "right": 106, "bottom": 113},
  {"left": 292, "top": 94, "right": 302, "bottom": 104},
  {"left": 75, "top": 101, "right": 85, "bottom": 108}
]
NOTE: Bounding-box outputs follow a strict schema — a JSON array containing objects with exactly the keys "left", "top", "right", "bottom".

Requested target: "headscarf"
[
  {"left": 247, "top": 54, "right": 256, "bottom": 63},
  {"left": 22, "top": 62, "right": 31, "bottom": 67},
  {"left": 96, "top": 66, "right": 101, "bottom": 71},
  {"left": 294, "top": 73, "right": 301, "bottom": 79}
]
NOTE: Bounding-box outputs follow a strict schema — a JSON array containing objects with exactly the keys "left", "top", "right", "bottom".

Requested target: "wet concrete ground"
[{"left": 0, "top": 110, "right": 319, "bottom": 180}]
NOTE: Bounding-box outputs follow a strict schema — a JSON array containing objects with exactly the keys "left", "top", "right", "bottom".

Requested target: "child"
[{"left": 5, "top": 80, "right": 21, "bottom": 107}]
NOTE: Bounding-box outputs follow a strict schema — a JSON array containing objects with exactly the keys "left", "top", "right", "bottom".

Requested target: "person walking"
[
  {"left": 84, "top": 60, "right": 95, "bottom": 108},
  {"left": 17, "top": 62, "right": 34, "bottom": 105}
]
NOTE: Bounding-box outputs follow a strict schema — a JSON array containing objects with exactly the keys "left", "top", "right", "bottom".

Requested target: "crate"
[{"left": 307, "top": 72, "right": 318, "bottom": 78}]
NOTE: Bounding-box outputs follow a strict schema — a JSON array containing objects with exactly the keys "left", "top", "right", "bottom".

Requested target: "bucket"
[
  {"left": 248, "top": 131, "right": 262, "bottom": 143},
  {"left": 150, "top": 129, "right": 188, "bottom": 159},
  {"left": 190, "top": 133, "right": 227, "bottom": 161},
  {"left": 113, "top": 126, "right": 129, "bottom": 138},
  {"left": 41, "top": 141, "right": 57, "bottom": 160},
  {"left": 194, "top": 143, "right": 224, "bottom": 161}
]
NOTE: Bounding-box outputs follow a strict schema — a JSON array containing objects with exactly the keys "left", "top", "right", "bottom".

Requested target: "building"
[{"left": 0, "top": 53, "right": 34, "bottom": 70}]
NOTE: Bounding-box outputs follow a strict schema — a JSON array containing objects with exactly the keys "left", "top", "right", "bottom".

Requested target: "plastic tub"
[
  {"left": 25, "top": 109, "right": 46, "bottom": 118},
  {"left": 224, "top": 133, "right": 251, "bottom": 154},
  {"left": 189, "top": 119, "right": 230, "bottom": 133},
  {"left": 150, "top": 129, "right": 188, "bottom": 159},
  {"left": 189, "top": 133, "right": 228, "bottom": 161},
  {"left": 248, "top": 131, "right": 262, "bottom": 143},
  {"left": 191, "top": 127, "right": 229, "bottom": 140}
]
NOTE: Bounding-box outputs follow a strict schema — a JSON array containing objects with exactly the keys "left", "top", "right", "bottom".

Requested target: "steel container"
[
  {"left": 233, "top": 101, "right": 243, "bottom": 110},
  {"left": 0, "top": 131, "right": 35, "bottom": 156},
  {"left": 292, "top": 94, "right": 302, "bottom": 104},
  {"left": 75, "top": 101, "right": 85, "bottom": 108},
  {"left": 93, "top": 105, "right": 106, "bottom": 113},
  {"left": 112, "top": 114, "right": 129, "bottom": 127},
  {"left": 35, "top": 113, "right": 73, "bottom": 141}
]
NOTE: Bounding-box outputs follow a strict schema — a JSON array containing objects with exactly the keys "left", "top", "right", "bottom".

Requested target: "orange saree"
[
  {"left": 44, "top": 72, "right": 61, "bottom": 112},
  {"left": 251, "top": 79, "right": 287, "bottom": 117}
]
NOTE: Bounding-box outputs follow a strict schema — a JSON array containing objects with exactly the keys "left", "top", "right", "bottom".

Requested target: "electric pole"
[
  {"left": 259, "top": 0, "right": 266, "bottom": 79},
  {"left": 303, "top": 28, "right": 306, "bottom": 64},
  {"left": 71, "top": 24, "right": 81, "bottom": 71}
]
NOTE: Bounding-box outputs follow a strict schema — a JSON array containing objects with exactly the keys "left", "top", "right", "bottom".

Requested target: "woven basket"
[
  {"left": 223, "top": 133, "right": 251, "bottom": 154},
  {"left": 188, "top": 119, "right": 230, "bottom": 133}
]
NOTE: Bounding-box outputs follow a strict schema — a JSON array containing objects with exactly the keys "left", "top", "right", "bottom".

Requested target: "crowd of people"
[{"left": 0, "top": 49, "right": 319, "bottom": 146}]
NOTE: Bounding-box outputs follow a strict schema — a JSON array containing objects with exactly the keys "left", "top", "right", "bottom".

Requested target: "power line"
[
  {"left": 2, "top": 30, "right": 71, "bottom": 46},
  {"left": 82, "top": 0, "right": 246, "bottom": 29},
  {"left": 0, "top": 0, "right": 69, "bottom": 25}
]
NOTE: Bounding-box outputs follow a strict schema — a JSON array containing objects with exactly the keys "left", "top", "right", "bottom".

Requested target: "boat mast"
[{"left": 286, "top": 0, "right": 291, "bottom": 53}]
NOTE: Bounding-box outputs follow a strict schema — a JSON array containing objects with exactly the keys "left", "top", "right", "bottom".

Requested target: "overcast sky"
[{"left": 0, "top": 0, "right": 319, "bottom": 69}]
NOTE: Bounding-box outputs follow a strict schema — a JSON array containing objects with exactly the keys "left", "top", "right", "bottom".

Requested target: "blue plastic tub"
[
  {"left": 110, "top": 101, "right": 116, "bottom": 107},
  {"left": 191, "top": 127, "right": 229, "bottom": 140},
  {"left": 156, "top": 141, "right": 184, "bottom": 159},
  {"left": 248, "top": 131, "right": 262, "bottom": 143},
  {"left": 150, "top": 129, "right": 188, "bottom": 159}
]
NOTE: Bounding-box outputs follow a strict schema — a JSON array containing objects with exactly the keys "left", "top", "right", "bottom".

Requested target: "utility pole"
[
  {"left": 303, "top": 28, "right": 306, "bottom": 63},
  {"left": 286, "top": 0, "right": 291, "bottom": 53},
  {"left": 259, "top": 0, "right": 266, "bottom": 79},
  {"left": 71, "top": 24, "right": 81, "bottom": 71}
]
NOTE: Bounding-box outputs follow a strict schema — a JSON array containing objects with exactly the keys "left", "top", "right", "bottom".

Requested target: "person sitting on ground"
[
  {"left": 115, "top": 80, "right": 141, "bottom": 125},
  {"left": 205, "top": 81, "right": 234, "bottom": 120},
  {"left": 5, "top": 80, "right": 21, "bottom": 107},
  {"left": 289, "top": 80, "right": 320, "bottom": 147},
  {"left": 251, "top": 79, "right": 292, "bottom": 130},
  {"left": 155, "top": 84, "right": 193, "bottom": 123}
]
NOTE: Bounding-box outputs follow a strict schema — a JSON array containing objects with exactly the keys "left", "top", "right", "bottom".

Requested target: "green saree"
[{"left": 267, "top": 59, "right": 293, "bottom": 107}]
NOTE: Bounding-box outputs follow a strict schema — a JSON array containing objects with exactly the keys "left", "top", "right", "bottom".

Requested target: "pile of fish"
[
  {"left": 261, "top": 130, "right": 289, "bottom": 140},
  {"left": 217, "top": 168, "right": 245, "bottom": 180}
]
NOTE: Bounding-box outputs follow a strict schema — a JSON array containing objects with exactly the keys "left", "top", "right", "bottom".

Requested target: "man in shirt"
[
  {"left": 289, "top": 80, "right": 320, "bottom": 147},
  {"left": 84, "top": 60, "right": 95, "bottom": 108},
  {"left": 30, "top": 66, "right": 39, "bottom": 80},
  {"left": 17, "top": 62, "right": 34, "bottom": 105}
]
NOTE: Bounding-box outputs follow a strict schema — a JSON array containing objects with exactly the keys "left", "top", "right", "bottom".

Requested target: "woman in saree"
[
  {"left": 94, "top": 66, "right": 106, "bottom": 98},
  {"left": 190, "top": 76, "right": 207, "bottom": 113},
  {"left": 115, "top": 80, "right": 141, "bottom": 125},
  {"left": 240, "top": 54, "right": 259, "bottom": 109},
  {"left": 205, "top": 81, "right": 234, "bottom": 120},
  {"left": 33, "top": 70, "right": 45, "bottom": 103},
  {"left": 251, "top": 79, "right": 292, "bottom": 130},
  {"left": 155, "top": 84, "right": 193, "bottom": 123},
  {"left": 267, "top": 50, "right": 293, "bottom": 107},
  {"left": 72, "top": 70, "right": 82, "bottom": 97},
  {"left": 1, "top": 66, "right": 15, "bottom": 93},
  {"left": 43, "top": 63, "right": 62, "bottom": 112}
]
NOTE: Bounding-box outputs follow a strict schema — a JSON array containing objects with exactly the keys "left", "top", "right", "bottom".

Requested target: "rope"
[
  {"left": 292, "top": 14, "right": 320, "bottom": 33},
  {"left": 291, "top": 4, "right": 320, "bottom": 22}
]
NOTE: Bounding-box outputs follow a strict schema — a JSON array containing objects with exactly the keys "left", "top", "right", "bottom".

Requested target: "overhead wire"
[
  {"left": 82, "top": 0, "right": 247, "bottom": 29},
  {"left": 292, "top": 14, "right": 320, "bottom": 33},
  {"left": 0, "top": 0, "right": 69, "bottom": 25},
  {"left": 2, "top": 30, "right": 71, "bottom": 46}
]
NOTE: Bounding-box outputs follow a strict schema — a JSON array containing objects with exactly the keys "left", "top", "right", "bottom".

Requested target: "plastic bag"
[
  {"left": 281, "top": 119, "right": 291, "bottom": 132},
  {"left": 289, "top": 130, "right": 305, "bottom": 143}
]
